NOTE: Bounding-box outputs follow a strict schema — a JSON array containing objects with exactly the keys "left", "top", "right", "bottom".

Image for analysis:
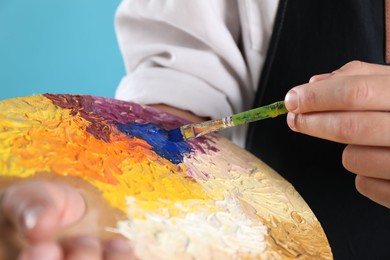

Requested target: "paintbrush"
[{"left": 168, "top": 101, "right": 288, "bottom": 142}]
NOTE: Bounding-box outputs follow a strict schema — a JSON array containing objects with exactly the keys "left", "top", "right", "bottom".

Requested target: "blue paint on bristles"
[{"left": 167, "top": 128, "right": 184, "bottom": 142}]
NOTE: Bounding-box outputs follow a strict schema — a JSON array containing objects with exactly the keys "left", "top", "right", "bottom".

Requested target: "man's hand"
[
  {"left": 285, "top": 61, "right": 390, "bottom": 208},
  {"left": 0, "top": 179, "right": 135, "bottom": 260}
]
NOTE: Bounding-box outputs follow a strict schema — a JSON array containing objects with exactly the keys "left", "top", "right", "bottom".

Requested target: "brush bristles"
[{"left": 167, "top": 128, "right": 184, "bottom": 142}]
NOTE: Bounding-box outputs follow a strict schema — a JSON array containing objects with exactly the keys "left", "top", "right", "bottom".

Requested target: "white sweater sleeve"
[{"left": 114, "top": 0, "right": 254, "bottom": 121}]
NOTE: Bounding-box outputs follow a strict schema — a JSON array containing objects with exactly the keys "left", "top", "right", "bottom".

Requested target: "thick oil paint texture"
[
  {"left": 116, "top": 122, "right": 191, "bottom": 164},
  {"left": 0, "top": 94, "right": 210, "bottom": 213},
  {"left": 0, "top": 94, "right": 332, "bottom": 259}
]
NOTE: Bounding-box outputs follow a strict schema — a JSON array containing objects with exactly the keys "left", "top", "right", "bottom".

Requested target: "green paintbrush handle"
[
  {"left": 231, "top": 101, "right": 288, "bottom": 126},
  {"left": 175, "top": 100, "right": 288, "bottom": 140}
]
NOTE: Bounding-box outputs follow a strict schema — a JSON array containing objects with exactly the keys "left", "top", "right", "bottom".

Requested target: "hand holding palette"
[{"left": 0, "top": 94, "right": 332, "bottom": 259}]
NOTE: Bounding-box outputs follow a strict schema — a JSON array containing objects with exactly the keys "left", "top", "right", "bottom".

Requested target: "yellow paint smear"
[{"left": 0, "top": 95, "right": 212, "bottom": 214}]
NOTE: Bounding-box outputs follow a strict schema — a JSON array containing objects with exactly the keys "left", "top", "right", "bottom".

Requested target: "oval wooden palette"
[{"left": 0, "top": 94, "right": 332, "bottom": 259}]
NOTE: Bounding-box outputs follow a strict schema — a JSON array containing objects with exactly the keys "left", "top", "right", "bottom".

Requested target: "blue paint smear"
[{"left": 116, "top": 122, "right": 192, "bottom": 164}]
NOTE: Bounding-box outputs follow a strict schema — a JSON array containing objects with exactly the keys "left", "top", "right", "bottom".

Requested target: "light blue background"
[{"left": 0, "top": 0, "right": 124, "bottom": 100}]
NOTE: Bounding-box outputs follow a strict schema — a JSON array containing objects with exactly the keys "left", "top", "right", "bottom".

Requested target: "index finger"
[{"left": 285, "top": 74, "right": 390, "bottom": 113}]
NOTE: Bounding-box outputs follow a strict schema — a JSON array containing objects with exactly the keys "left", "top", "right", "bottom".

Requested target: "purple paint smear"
[{"left": 44, "top": 94, "right": 220, "bottom": 164}]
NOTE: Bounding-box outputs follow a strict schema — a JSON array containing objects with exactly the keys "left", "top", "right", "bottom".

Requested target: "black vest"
[{"left": 247, "top": 0, "right": 390, "bottom": 258}]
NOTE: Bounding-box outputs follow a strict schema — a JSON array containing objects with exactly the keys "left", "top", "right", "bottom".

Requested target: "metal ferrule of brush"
[
  {"left": 180, "top": 116, "right": 232, "bottom": 140},
  {"left": 222, "top": 116, "right": 234, "bottom": 128}
]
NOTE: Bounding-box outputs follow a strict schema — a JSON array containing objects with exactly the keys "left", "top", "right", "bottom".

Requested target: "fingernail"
[
  {"left": 104, "top": 238, "right": 132, "bottom": 253},
  {"left": 21, "top": 204, "right": 46, "bottom": 231},
  {"left": 285, "top": 90, "right": 298, "bottom": 112},
  {"left": 287, "top": 112, "right": 296, "bottom": 131}
]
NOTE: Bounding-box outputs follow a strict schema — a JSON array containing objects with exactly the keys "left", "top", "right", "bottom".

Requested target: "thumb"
[{"left": 0, "top": 180, "right": 86, "bottom": 242}]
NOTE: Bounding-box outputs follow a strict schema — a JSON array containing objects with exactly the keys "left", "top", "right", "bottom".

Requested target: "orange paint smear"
[
  {"left": 11, "top": 116, "right": 161, "bottom": 184},
  {"left": 0, "top": 95, "right": 209, "bottom": 214}
]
